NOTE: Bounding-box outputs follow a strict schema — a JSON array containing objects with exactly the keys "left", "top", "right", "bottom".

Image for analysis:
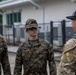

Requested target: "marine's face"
[
  {"left": 26, "top": 27, "right": 38, "bottom": 37},
  {"left": 72, "top": 20, "right": 76, "bottom": 33}
]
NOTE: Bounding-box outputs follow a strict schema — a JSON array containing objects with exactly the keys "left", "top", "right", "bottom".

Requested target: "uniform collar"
[{"left": 26, "top": 38, "right": 43, "bottom": 47}]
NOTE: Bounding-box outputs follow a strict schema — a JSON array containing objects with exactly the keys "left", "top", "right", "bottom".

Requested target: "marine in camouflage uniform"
[
  {"left": 58, "top": 11, "right": 76, "bottom": 75},
  {"left": 0, "top": 35, "right": 11, "bottom": 75},
  {"left": 14, "top": 19, "right": 56, "bottom": 75}
]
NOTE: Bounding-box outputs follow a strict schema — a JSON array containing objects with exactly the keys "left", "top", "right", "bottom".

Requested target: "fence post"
[
  {"left": 0, "top": 25, "right": 3, "bottom": 35},
  {"left": 61, "top": 20, "right": 66, "bottom": 45},
  {"left": 12, "top": 24, "right": 15, "bottom": 45},
  {"left": 50, "top": 21, "right": 53, "bottom": 45}
]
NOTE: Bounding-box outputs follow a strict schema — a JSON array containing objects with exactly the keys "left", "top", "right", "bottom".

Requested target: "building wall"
[
  {"left": 22, "top": 4, "right": 43, "bottom": 24},
  {"left": 2, "top": 0, "right": 76, "bottom": 25},
  {"left": 45, "top": 0, "right": 76, "bottom": 22},
  {"left": 2, "top": 3, "right": 43, "bottom": 25}
]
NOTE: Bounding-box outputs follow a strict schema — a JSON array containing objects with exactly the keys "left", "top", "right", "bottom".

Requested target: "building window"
[{"left": 6, "top": 12, "right": 21, "bottom": 26}]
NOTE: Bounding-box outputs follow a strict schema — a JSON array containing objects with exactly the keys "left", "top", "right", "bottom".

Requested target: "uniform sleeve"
[
  {"left": 1, "top": 39, "right": 11, "bottom": 75},
  {"left": 58, "top": 39, "right": 76, "bottom": 75},
  {"left": 14, "top": 44, "right": 23, "bottom": 75},
  {"left": 47, "top": 43, "right": 57, "bottom": 75}
]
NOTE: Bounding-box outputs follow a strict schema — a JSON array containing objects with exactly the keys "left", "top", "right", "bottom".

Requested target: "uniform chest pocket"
[{"left": 22, "top": 49, "right": 32, "bottom": 61}]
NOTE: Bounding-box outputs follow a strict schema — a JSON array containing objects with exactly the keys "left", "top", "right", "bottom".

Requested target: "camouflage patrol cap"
[{"left": 25, "top": 19, "right": 38, "bottom": 30}]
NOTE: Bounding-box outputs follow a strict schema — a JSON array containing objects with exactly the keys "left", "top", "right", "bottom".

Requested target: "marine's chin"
[{"left": 31, "top": 35, "right": 37, "bottom": 37}]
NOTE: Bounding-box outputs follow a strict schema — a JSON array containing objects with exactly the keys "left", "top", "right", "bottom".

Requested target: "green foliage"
[{"left": 0, "top": 9, "right": 3, "bottom": 12}]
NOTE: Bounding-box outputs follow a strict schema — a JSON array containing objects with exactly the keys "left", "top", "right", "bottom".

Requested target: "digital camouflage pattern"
[
  {"left": 25, "top": 19, "right": 38, "bottom": 29},
  {"left": 58, "top": 38, "right": 76, "bottom": 75},
  {"left": 0, "top": 35, "right": 11, "bottom": 75},
  {"left": 14, "top": 39, "right": 56, "bottom": 75}
]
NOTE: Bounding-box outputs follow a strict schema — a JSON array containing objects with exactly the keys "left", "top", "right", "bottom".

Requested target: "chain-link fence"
[
  {"left": 50, "top": 20, "right": 73, "bottom": 47},
  {"left": 2, "top": 23, "right": 51, "bottom": 45},
  {"left": 0, "top": 20, "right": 73, "bottom": 47}
]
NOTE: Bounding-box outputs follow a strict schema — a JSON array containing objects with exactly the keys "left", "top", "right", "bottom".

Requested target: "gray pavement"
[
  {"left": 8, "top": 46, "right": 18, "bottom": 53},
  {"left": 8, "top": 53, "right": 16, "bottom": 75}
]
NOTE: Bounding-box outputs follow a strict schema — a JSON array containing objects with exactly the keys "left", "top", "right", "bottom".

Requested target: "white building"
[
  {"left": 0, "top": 0, "right": 76, "bottom": 46},
  {"left": 0, "top": 0, "right": 76, "bottom": 23}
]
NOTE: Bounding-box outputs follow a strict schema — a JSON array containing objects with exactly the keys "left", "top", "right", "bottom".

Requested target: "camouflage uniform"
[
  {"left": 58, "top": 11, "right": 76, "bottom": 75},
  {"left": 14, "top": 19, "right": 56, "bottom": 75},
  {"left": 0, "top": 35, "right": 11, "bottom": 75},
  {"left": 58, "top": 38, "right": 76, "bottom": 75}
]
